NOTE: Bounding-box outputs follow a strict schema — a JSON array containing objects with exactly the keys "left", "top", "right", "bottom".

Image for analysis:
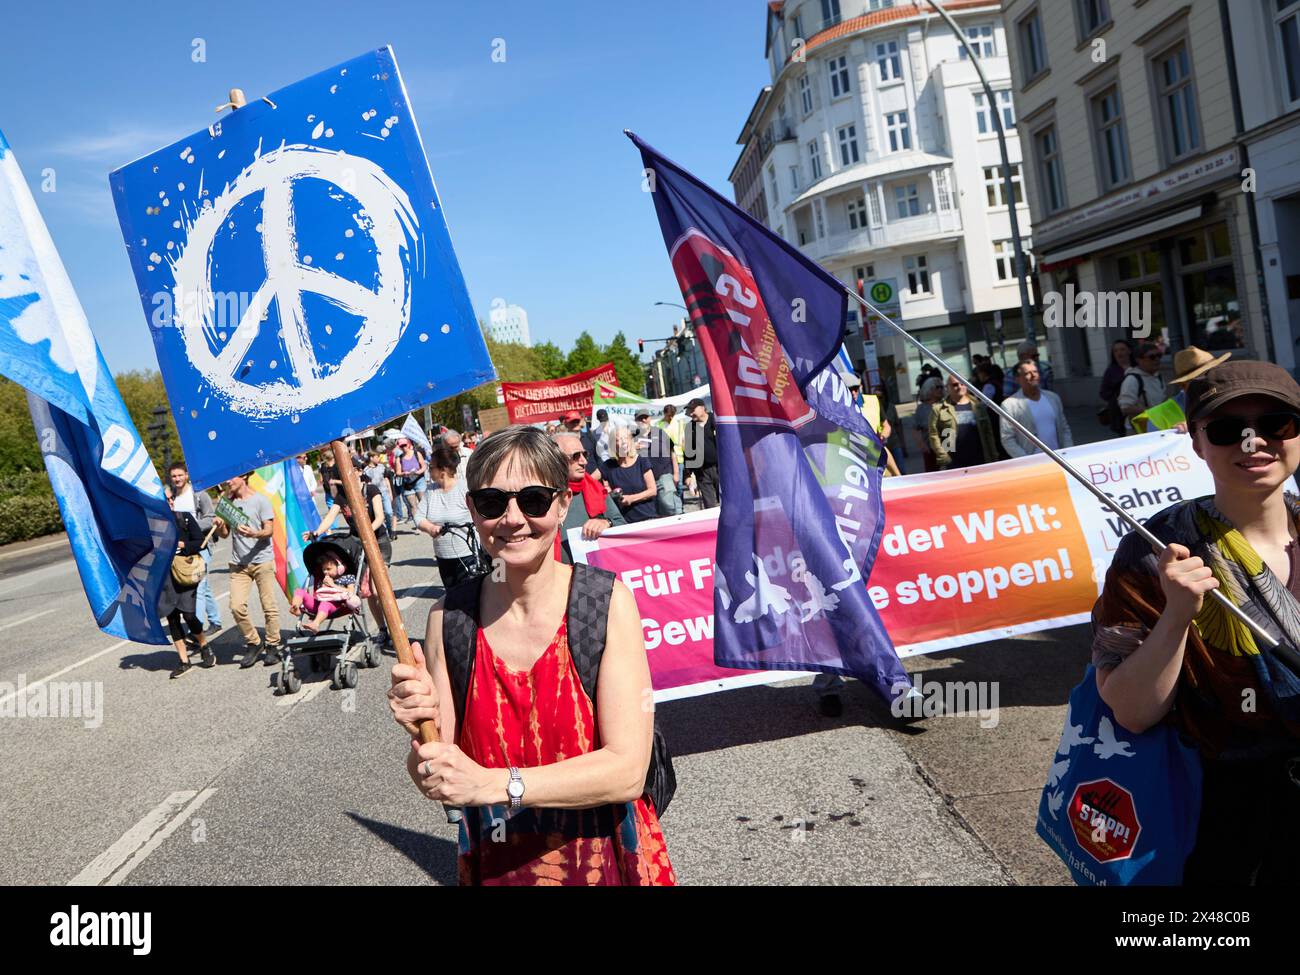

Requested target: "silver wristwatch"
[{"left": 507, "top": 766, "right": 525, "bottom": 809}]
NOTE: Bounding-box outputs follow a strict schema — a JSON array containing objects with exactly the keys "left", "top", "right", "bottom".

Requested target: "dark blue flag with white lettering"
[{"left": 628, "top": 132, "right": 910, "bottom": 705}]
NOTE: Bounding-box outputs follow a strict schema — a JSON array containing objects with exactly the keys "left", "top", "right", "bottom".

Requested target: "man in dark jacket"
[{"left": 684, "top": 398, "right": 720, "bottom": 509}]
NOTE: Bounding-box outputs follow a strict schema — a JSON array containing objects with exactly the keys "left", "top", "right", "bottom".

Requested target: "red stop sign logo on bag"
[{"left": 1069, "top": 779, "right": 1140, "bottom": 862}]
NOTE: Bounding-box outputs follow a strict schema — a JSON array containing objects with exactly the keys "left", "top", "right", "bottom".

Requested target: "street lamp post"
[{"left": 925, "top": 0, "right": 1036, "bottom": 343}]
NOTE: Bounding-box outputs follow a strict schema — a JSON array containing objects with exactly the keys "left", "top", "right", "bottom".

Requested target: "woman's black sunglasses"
[
  {"left": 1202, "top": 411, "right": 1300, "bottom": 447},
  {"left": 467, "top": 485, "right": 560, "bottom": 519}
]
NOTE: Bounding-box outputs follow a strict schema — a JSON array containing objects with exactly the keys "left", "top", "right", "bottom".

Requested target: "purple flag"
[{"left": 629, "top": 132, "right": 911, "bottom": 706}]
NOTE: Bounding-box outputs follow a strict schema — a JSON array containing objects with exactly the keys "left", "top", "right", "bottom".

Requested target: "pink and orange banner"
[{"left": 569, "top": 432, "right": 1214, "bottom": 701}]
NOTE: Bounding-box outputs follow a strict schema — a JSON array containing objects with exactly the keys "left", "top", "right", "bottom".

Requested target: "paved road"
[{"left": 0, "top": 520, "right": 1075, "bottom": 886}]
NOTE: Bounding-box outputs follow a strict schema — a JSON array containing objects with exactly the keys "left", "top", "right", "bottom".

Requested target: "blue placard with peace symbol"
[{"left": 110, "top": 46, "right": 494, "bottom": 489}]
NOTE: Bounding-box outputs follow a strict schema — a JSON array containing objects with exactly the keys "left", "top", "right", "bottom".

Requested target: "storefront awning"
[{"left": 1040, "top": 203, "right": 1203, "bottom": 267}]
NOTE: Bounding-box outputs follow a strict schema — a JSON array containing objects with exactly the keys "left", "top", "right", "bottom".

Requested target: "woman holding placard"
[{"left": 387, "top": 425, "right": 675, "bottom": 886}]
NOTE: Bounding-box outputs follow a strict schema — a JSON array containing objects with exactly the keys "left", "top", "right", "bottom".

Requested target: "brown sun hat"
[
  {"left": 1184, "top": 361, "right": 1300, "bottom": 423},
  {"left": 1170, "top": 346, "right": 1231, "bottom": 386}
]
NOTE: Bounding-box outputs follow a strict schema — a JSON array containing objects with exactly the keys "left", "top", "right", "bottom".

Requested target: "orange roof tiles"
[{"left": 792, "top": 0, "right": 1001, "bottom": 63}]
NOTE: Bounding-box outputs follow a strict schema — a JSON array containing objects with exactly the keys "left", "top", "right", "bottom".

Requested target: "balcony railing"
[{"left": 799, "top": 209, "right": 963, "bottom": 261}]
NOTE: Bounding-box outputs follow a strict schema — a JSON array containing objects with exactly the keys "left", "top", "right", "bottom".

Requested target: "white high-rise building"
[
  {"left": 487, "top": 298, "right": 532, "bottom": 346},
  {"left": 732, "top": 0, "right": 1035, "bottom": 401}
]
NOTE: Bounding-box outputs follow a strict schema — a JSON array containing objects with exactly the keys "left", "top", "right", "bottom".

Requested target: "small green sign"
[{"left": 869, "top": 282, "right": 893, "bottom": 303}]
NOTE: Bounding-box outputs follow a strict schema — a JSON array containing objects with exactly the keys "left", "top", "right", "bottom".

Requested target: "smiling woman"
[
  {"left": 387, "top": 425, "right": 675, "bottom": 886},
  {"left": 1090, "top": 361, "right": 1300, "bottom": 886}
]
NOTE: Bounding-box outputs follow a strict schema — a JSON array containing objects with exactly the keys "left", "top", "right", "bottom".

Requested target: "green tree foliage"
[
  {"left": 114, "top": 370, "right": 183, "bottom": 471},
  {"left": 426, "top": 329, "right": 547, "bottom": 431},
  {"left": 533, "top": 341, "right": 568, "bottom": 380},
  {"left": 565, "top": 331, "right": 605, "bottom": 375},
  {"left": 603, "top": 332, "right": 645, "bottom": 394},
  {"left": 0, "top": 377, "right": 42, "bottom": 475}
]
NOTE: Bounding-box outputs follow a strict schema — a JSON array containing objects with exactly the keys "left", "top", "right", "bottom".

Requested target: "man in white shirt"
[{"left": 999, "top": 361, "right": 1073, "bottom": 457}]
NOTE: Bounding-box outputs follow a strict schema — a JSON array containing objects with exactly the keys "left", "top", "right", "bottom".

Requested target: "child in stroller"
[
  {"left": 275, "top": 535, "right": 382, "bottom": 695},
  {"left": 291, "top": 547, "right": 361, "bottom": 633}
]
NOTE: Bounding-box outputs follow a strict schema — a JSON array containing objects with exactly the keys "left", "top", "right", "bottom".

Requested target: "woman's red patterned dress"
[{"left": 455, "top": 618, "right": 677, "bottom": 886}]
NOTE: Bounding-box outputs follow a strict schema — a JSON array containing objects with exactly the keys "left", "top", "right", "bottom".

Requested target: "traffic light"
[{"left": 638, "top": 338, "right": 645, "bottom": 355}]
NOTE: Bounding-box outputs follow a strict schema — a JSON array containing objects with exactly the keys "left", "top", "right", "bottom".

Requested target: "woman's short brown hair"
[
  {"left": 466, "top": 425, "right": 568, "bottom": 492},
  {"left": 429, "top": 445, "right": 460, "bottom": 475}
]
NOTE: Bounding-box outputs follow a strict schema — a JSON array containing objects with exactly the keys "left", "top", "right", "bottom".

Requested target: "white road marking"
[
  {"left": 0, "top": 590, "right": 231, "bottom": 709},
  {"left": 68, "top": 788, "right": 217, "bottom": 886},
  {"left": 0, "top": 608, "right": 57, "bottom": 632},
  {"left": 276, "top": 678, "right": 331, "bottom": 707}
]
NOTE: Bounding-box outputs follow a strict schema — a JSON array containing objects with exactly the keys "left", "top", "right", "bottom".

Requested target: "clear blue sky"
[{"left": 0, "top": 0, "right": 766, "bottom": 375}]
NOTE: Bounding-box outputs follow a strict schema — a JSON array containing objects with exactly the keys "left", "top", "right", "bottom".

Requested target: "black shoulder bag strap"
[
  {"left": 565, "top": 562, "right": 616, "bottom": 701},
  {"left": 441, "top": 576, "right": 483, "bottom": 739}
]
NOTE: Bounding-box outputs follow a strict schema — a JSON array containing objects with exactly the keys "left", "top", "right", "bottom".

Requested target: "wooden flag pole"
[
  {"left": 330, "top": 439, "right": 461, "bottom": 824},
  {"left": 331, "top": 438, "right": 430, "bottom": 711}
]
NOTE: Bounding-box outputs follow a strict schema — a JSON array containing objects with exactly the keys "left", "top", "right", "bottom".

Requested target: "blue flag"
[
  {"left": 0, "top": 128, "right": 175, "bottom": 645},
  {"left": 110, "top": 47, "right": 495, "bottom": 489},
  {"left": 629, "top": 132, "right": 910, "bottom": 705}
]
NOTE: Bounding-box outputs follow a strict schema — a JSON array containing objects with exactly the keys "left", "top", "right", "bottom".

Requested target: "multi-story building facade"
[
  {"left": 1227, "top": 0, "right": 1300, "bottom": 371},
  {"left": 732, "top": 86, "right": 773, "bottom": 224},
  {"left": 731, "top": 0, "right": 1034, "bottom": 402},
  {"left": 1004, "top": 0, "right": 1268, "bottom": 404},
  {"left": 487, "top": 298, "right": 531, "bottom": 346}
]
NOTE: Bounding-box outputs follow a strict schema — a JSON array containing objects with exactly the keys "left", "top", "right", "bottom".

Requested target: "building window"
[
  {"left": 1154, "top": 42, "right": 1201, "bottom": 161},
  {"left": 974, "top": 90, "right": 1015, "bottom": 134},
  {"left": 867, "top": 188, "right": 882, "bottom": 224},
  {"left": 936, "top": 168, "right": 953, "bottom": 210},
  {"left": 814, "top": 199, "right": 827, "bottom": 239},
  {"left": 894, "top": 183, "right": 921, "bottom": 218},
  {"left": 767, "top": 165, "right": 779, "bottom": 209},
  {"left": 905, "top": 255, "right": 931, "bottom": 295},
  {"left": 821, "top": 0, "right": 841, "bottom": 29},
  {"left": 982, "top": 164, "right": 1024, "bottom": 208},
  {"left": 828, "top": 55, "right": 851, "bottom": 98},
  {"left": 868, "top": 0, "right": 894, "bottom": 10},
  {"left": 993, "top": 240, "right": 1017, "bottom": 281},
  {"left": 791, "top": 13, "right": 804, "bottom": 42},
  {"left": 853, "top": 264, "right": 876, "bottom": 290},
  {"left": 1092, "top": 85, "right": 1131, "bottom": 189},
  {"left": 1034, "top": 125, "right": 1067, "bottom": 213},
  {"left": 1177, "top": 223, "right": 1241, "bottom": 350},
  {"left": 798, "top": 74, "right": 814, "bottom": 116},
  {"left": 847, "top": 197, "right": 869, "bottom": 230},
  {"left": 1076, "top": 0, "right": 1111, "bottom": 39},
  {"left": 885, "top": 111, "right": 911, "bottom": 151},
  {"left": 1019, "top": 10, "right": 1048, "bottom": 81},
  {"left": 837, "top": 124, "right": 860, "bottom": 165},
  {"left": 958, "top": 24, "right": 995, "bottom": 59},
  {"left": 876, "top": 40, "right": 902, "bottom": 82},
  {"left": 1279, "top": 0, "right": 1300, "bottom": 106},
  {"left": 808, "top": 139, "right": 823, "bottom": 180},
  {"left": 789, "top": 165, "right": 801, "bottom": 192}
]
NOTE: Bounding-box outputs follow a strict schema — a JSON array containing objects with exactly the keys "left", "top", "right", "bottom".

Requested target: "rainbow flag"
[{"left": 249, "top": 460, "right": 319, "bottom": 598}]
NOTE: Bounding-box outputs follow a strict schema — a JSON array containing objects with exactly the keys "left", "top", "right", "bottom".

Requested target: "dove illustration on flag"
[{"left": 0, "top": 127, "right": 175, "bottom": 644}]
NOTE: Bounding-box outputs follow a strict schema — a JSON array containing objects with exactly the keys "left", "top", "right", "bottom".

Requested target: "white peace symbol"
[{"left": 169, "top": 144, "right": 419, "bottom": 418}]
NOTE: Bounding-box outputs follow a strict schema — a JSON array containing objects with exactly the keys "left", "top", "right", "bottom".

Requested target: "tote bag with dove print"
[{"left": 1036, "top": 666, "right": 1203, "bottom": 885}]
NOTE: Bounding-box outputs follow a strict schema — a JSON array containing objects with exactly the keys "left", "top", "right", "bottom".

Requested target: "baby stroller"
[{"left": 274, "top": 534, "right": 383, "bottom": 695}]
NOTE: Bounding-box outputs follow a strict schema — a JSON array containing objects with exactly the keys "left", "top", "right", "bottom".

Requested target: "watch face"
[{"left": 507, "top": 778, "right": 524, "bottom": 798}]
